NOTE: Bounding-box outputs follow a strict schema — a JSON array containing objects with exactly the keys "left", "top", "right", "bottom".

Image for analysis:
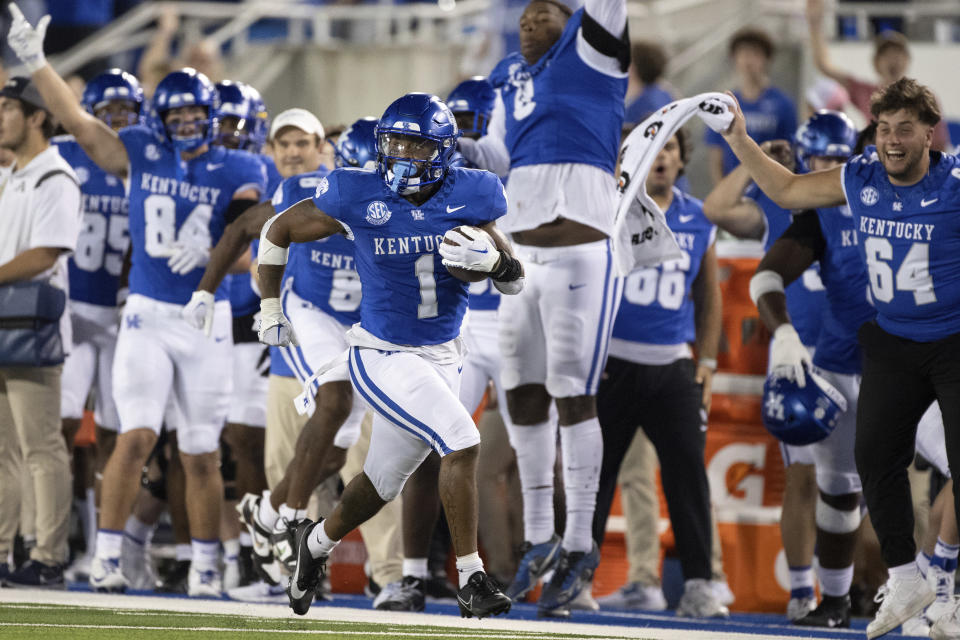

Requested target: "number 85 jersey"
[
  {"left": 120, "top": 126, "right": 266, "bottom": 304},
  {"left": 843, "top": 148, "right": 960, "bottom": 342}
]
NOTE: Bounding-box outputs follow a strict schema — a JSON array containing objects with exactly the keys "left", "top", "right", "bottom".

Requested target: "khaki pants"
[
  {"left": 0, "top": 365, "right": 71, "bottom": 565},
  {"left": 620, "top": 429, "right": 727, "bottom": 585},
  {"left": 264, "top": 374, "right": 402, "bottom": 587}
]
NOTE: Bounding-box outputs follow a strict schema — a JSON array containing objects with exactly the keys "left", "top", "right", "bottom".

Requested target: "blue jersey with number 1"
[
  {"left": 54, "top": 136, "right": 130, "bottom": 307},
  {"left": 312, "top": 167, "right": 507, "bottom": 345},
  {"left": 119, "top": 126, "right": 267, "bottom": 305},
  {"left": 843, "top": 147, "right": 960, "bottom": 341}
]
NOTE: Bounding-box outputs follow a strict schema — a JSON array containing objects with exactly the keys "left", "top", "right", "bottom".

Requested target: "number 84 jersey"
[
  {"left": 120, "top": 126, "right": 267, "bottom": 305},
  {"left": 843, "top": 147, "right": 960, "bottom": 342}
]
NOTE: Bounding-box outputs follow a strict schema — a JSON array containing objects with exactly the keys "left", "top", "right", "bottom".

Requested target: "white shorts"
[
  {"left": 461, "top": 309, "right": 505, "bottom": 415},
  {"left": 281, "top": 286, "right": 364, "bottom": 450},
  {"left": 61, "top": 301, "right": 121, "bottom": 431},
  {"left": 805, "top": 367, "right": 862, "bottom": 496},
  {"left": 349, "top": 346, "right": 479, "bottom": 501},
  {"left": 112, "top": 294, "right": 233, "bottom": 455},
  {"left": 227, "top": 340, "right": 270, "bottom": 428},
  {"left": 499, "top": 239, "right": 622, "bottom": 398},
  {"left": 916, "top": 402, "right": 949, "bottom": 478}
]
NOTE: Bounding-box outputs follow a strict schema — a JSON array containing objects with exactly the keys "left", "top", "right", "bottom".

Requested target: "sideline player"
[
  {"left": 459, "top": 0, "right": 629, "bottom": 610},
  {"left": 258, "top": 93, "right": 518, "bottom": 619},
  {"left": 719, "top": 77, "right": 958, "bottom": 639},
  {"left": 7, "top": 4, "right": 267, "bottom": 596}
]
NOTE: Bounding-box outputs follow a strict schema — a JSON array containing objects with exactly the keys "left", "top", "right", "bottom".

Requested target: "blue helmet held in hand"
[{"left": 762, "top": 364, "right": 847, "bottom": 446}]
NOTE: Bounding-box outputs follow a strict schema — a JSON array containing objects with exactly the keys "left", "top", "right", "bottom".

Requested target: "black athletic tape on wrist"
[{"left": 491, "top": 252, "right": 522, "bottom": 282}]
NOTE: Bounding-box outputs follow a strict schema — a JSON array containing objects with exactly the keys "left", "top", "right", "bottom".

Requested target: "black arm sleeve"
[
  {"left": 581, "top": 10, "right": 631, "bottom": 73},
  {"left": 780, "top": 210, "right": 827, "bottom": 262},
  {"left": 224, "top": 198, "right": 260, "bottom": 226}
]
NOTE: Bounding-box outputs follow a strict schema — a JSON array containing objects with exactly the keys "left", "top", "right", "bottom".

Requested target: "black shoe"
[
  {"left": 426, "top": 574, "right": 458, "bottom": 600},
  {"left": 457, "top": 571, "right": 512, "bottom": 619},
  {"left": 238, "top": 546, "right": 256, "bottom": 587},
  {"left": 287, "top": 519, "right": 328, "bottom": 616},
  {"left": 538, "top": 543, "right": 599, "bottom": 611},
  {"left": 374, "top": 576, "right": 426, "bottom": 611},
  {"left": 794, "top": 594, "right": 851, "bottom": 628},
  {"left": 156, "top": 559, "right": 191, "bottom": 594},
  {"left": 271, "top": 518, "right": 302, "bottom": 574},
  {"left": 4, "top": 560, "right": 65, "bottom": 589}
]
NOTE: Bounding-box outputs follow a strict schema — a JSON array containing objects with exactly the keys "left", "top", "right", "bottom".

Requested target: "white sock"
[
  {"left": 238, "top": 531, "right": 252, "bottom": 547},
  {"left": 560, "top": 418, "right": 602, "bottom": 552},
  {"left": 456, "top": 552, "right": 484, "bottom": 588},
  {"left": 191, "top": 538, "right": 220, "bottom": 572},
  {"left": 307, "top": 521, "right": 340, "bottom": 559},
  {"left": 818, "top": 564, "right": 853, "bottom": 597},
  {"left": 278, "top": 503, "right": 307, "bottom": 526},
  {"left": 257, "top": 490, "right": 281, "bottom": 531},
  {"left": 123, "top": 515, "right": 154, "bottom": 546},
  {"left": 510, "top": 420, "right": 557, "bottom": 544},
  {"left": 175, "top": 543, "right": 192, "bottom": 562},
  {"left": 223, "top": 538, "right": 240, "bottom": 562},
  {"left": 888, "top": 560, "right": 920, "bottom": 581},
  {"left": 402, "top": 557, "right": 429, "bottom": 580},
  {"left": 95, "top": 529, "right": 123, "bottom": 560},
  {"left": 917, "top": 551, "right": 932, "bottom": 578},
  {"left": 788, "top": 565, "right": 815, "bottom": 599}
]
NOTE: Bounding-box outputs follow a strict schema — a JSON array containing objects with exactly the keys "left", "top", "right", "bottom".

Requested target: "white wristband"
[
  {"left": 749, "top": 269, "right": 784, "bottom": 305},
  {"left": 698, "top": 358, "right": 717, "bottom": 371},
  {"left": 261, "top": 297, "right": 282, "bottom": 315},
  {"left": 259, "top": 213, "right": 289, "bottom": 266}
]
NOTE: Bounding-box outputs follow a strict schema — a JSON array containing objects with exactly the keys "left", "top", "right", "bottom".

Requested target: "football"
[{"left": 443, "top": 226, "right": 491, "bottom": 282}]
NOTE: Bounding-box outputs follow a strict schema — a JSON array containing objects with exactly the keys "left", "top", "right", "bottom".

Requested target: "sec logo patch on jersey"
[
  {"left": 366, "top": 201, "right": 392, "bottom": 225},
  {"left": 860, "top": 186, "right": 879, "bottom": 206}
]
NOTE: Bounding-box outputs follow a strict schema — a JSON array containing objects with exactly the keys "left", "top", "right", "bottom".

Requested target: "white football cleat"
[
  {"left": 121, "top": 536, "right": 157, "bottom": 590},
  {"left": 931, "top": 596, "right": 960, "bottom": 640},
  {"left": 596, "top": 582, "right": 667, "bottom": 611},
  {"left": 89, "top": 556, "right": 128, "bottom": 593},
  {"left": 787, "top": 595, "right": 818, "bottom": 621},
  {"left": 926, "top": 564, "right": 957, "bottom": 625},
  {"left": 866, "top": 572, "right": 935, "bottom": 639},
  {"left": 676, "top": 578, "right": 730, "bottom": 618},
  {"left": 187, "top": 566, "right": 223, "bottom": 598},
  {"left": 226, "top": 580, "right": 288, "bottom": 603}
]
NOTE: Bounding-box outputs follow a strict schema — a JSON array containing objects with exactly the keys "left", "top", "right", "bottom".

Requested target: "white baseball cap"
[{"left": 269, "top": 108, "right": 325, "bottom": 141}]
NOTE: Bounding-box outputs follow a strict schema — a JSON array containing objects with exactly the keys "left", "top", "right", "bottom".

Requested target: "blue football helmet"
[
  {"left": 82, "top": 68, "right": 143, "bottom": 128},
  {"left": 214, "top": 80, "right": 254, "bottom": 150},
  {"left": 446, "top": 76, "right": 495, "bottom": 139},
  {"left": 794, "top": 110, "right": 858, "bottom": 172},
  {"left": 762, "top": 364, "right": 848, "bottom": 446},
  {"left": 244, "top": 84, "right": 269, "bottom": 153},
  {"left": 376, "top": 93, "right": 459, "bottom": 195},
  {"left": 335, "top": 117, "right": 378, "bottom": 170},
  {"left": 147, "top": 68, "right": 219, "bottom": 152}
]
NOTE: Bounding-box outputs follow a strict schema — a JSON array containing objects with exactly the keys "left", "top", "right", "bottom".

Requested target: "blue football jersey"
[
  {"left": 263, "top": 154, "right": 283, "bottom": 196},
  {"left": 274, "top": 168, "right": 361, "bottom": 326},
  {"left": 704, "top": 87, "right": 797, "bottom": 175},
  {"left": 54, "top": 136, "right": 130, "bottom": 307},
  {"left": 120, "top": 126, "right": 267, "bottom": 304},
  {"left": 489, "top": 8, "right": 626, "bottom": 174},
  {"left": 612, "top": 188, "right": 715, "bottom": 345},
  {"left": 795, "top": 207, "right": 877, "bottom": 375},
  {"left": 467, "top": 279, "right": 501, "bottom": 312},
  {"left": 312, "top": 167, "right": 507, "bottom": 345},
  {"left": 843, "top": 148, "right": 960, "bottom": 341},
  {"left": 748, "top": 185, "right": 826, "bottom": 346}
]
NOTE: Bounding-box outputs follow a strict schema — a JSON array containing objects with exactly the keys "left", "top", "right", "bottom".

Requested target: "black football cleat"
[
  {"left": 286, "top": 519, "right": 328, "bottom": 616},
  {"left": 457, "top": 571, "right": 512, "bottom": 619}
]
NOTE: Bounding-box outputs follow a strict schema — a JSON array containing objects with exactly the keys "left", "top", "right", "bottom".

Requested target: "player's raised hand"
[
  {"left": 719, "top": 91, "right": 747, "bottom": 141},
  {"left": 182, "top": 290, "right": 215, "bottom": 336},
  {"left": 258, "top": 298, "right": 298, "bottom": 347},
  {"left": 167, "top": 244, "right": 210, "bottom": 275},
  {"left": 439, "top": 225, "right": 500, "bottom": 272},
  {"left": 769, "top": 324, "right": 812, "bottom": 387},
  {"left": 7, "top": 3, "right": 50, "bottom": 72}
]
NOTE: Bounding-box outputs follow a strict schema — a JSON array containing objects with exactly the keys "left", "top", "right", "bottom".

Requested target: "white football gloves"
[
  {"left": 7, "top": 3, "right": 49, "bottom": 73},
  {"left": 166, "top": 244, "right": 210, "bottom": 275},
  {"left": 258, "top": 297, "right": 298, "bottom": 347},
  {"left": 438, "top": 226, "right": 499, "bottom": 272},
  {"left": 182, "top": 290, "right": 215, "bottom": 336},
  {"left": 769, "top": 324, "right": 812, "bottom": 387}
]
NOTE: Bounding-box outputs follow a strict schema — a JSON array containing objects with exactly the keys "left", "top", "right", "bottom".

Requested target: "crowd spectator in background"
[
  {"left": 704, "top": 27, "right": 797, "bottom": 187},
  {"left": 138, "top": 7, "right": 224, "bottom": 99},
  {"left": 805, "top": 0, "right": 951, "bottom": 150},
  {"left": 624, "top": 40, "right": 675, "bottom": 125}
]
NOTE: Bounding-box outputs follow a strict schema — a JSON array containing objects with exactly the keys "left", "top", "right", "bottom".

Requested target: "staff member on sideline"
[{"left": 0, "top": 76, "right": 81, "bottom": 587}]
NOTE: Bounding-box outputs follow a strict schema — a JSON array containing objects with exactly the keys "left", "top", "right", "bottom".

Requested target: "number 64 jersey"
[{"left": 843, "top": 147, "right": 960, "bottom": 341}]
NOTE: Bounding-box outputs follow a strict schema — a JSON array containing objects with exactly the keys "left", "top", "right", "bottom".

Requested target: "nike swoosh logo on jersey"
[
  {"left": 206, "top": 163, "right": 223, "bottom": 171},
  {"left": 568, "top": 283, "right": 586, "bottom": 290},
  {"left": 446, "top": 205, "right": 466, "bottom": 213},
  {"left": 679, "top": 214, "right": 695, "bottom": 223},
  {"left": 921, "top": 198, "right": 938, "bottom": 207}
]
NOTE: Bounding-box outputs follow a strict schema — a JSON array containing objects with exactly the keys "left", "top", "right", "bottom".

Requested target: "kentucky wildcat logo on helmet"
[
  {"left": 762, "top": 363, "right": 848, "bottom": 446},
  {"left": 335, "top": 116, "right": 378, "bottom": 170},
  {"left": 375, "top": 93, "right": 459, "bottom": 195},
  {"left": 794, "top": 109, "right": 858, "bottom": 172},
  {"left": 82, "top": 68, "right": 143, "bottom": 130},
  {"left": 147, "top": 68, "right": 219, "bottom": 152}
]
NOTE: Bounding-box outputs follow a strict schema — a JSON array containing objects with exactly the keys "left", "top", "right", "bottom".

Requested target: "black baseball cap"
[{"left": 0, "top": 76, "right": 47, "bottom": 111}]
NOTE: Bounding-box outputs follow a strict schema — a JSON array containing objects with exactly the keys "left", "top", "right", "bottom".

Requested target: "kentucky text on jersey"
[
  {"left": 82, "top": 194, "right": 127, "bottom": 215},
  {"left": 138, "top": 172, "right": 222, "bottom": 204},
  {"left": 311, "top": 250, "right": 355, "bottom": 270},
  {"left": 373, "top": 235, "right": 445, "bottom": 256},
  {"left": 859, "top": 216, "right": 935, "bottom": 241}
]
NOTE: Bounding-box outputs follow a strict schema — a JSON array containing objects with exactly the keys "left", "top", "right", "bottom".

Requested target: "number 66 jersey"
[{"left": 843, "top": 147, "right": 960, "bottom": 341}]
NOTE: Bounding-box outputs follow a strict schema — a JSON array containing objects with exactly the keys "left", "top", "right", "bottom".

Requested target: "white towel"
[{"left": 612, "top": 92, "right": 736, "bottom": 276}]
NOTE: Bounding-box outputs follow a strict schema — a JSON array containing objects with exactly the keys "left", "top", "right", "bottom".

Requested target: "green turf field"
[{"left": 0, "top": 603, "right": 645, "bottom": 640}]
